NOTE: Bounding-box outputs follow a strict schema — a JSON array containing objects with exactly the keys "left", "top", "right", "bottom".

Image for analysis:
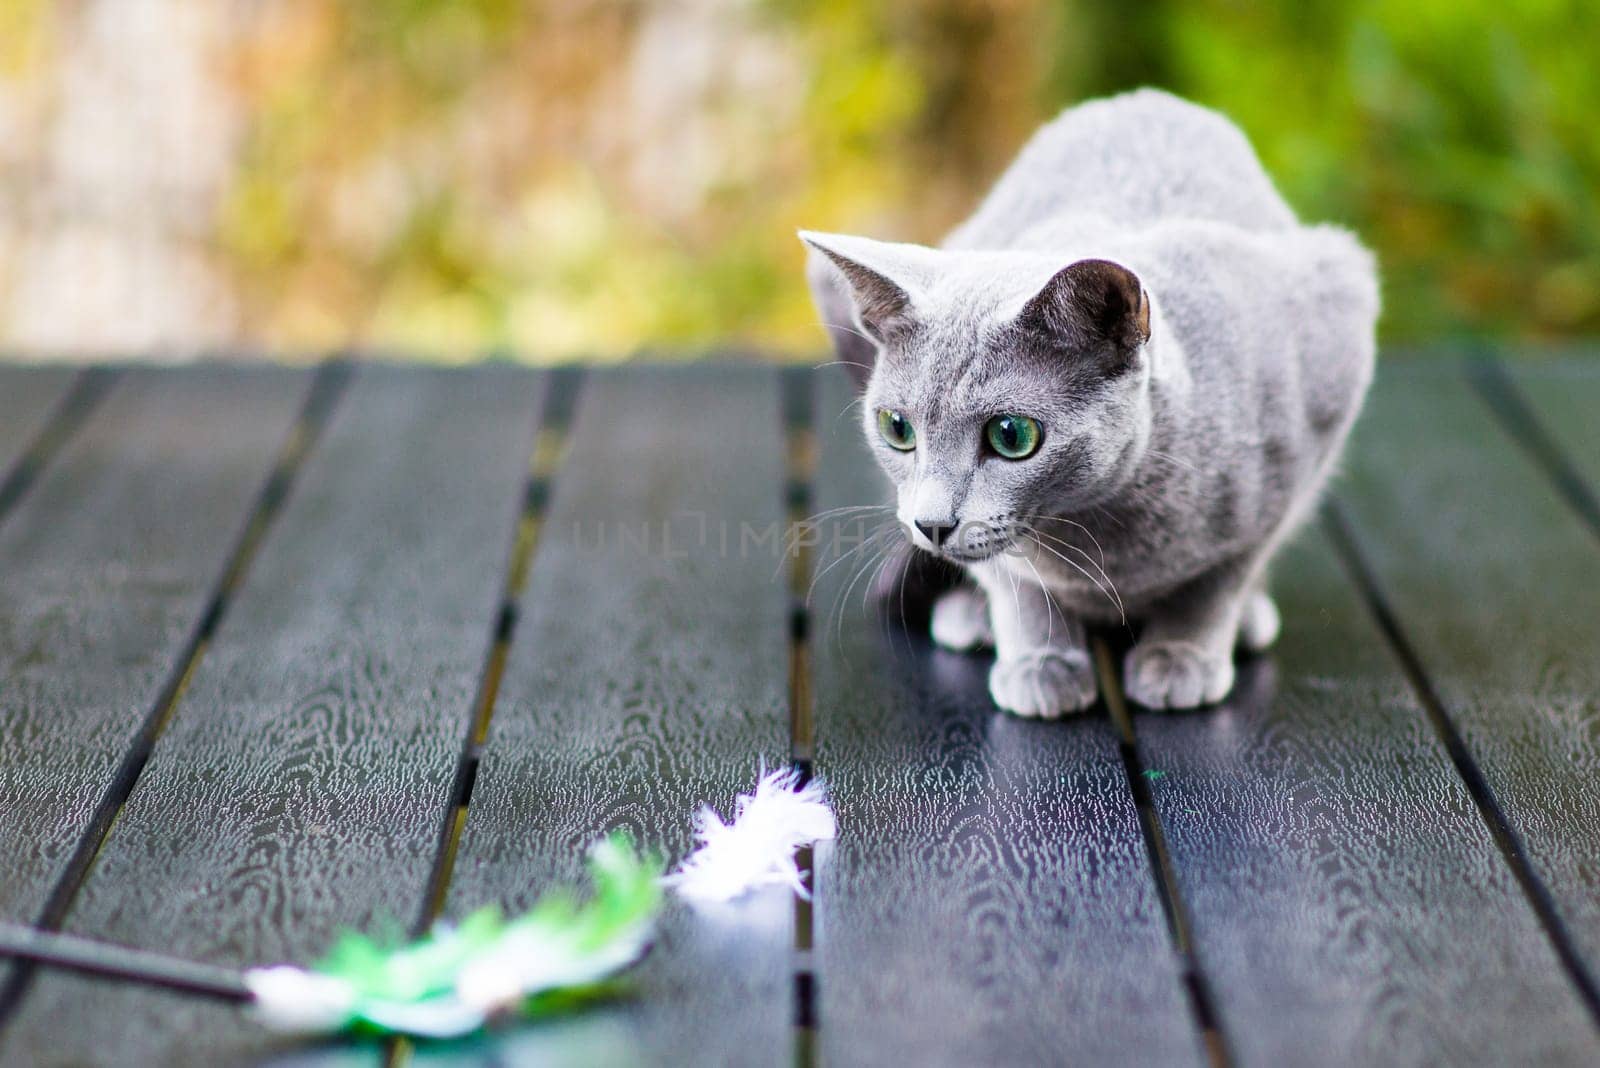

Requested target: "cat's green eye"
[
  {"left": 985, "top": 414, "right": 1042, "bottom": 459},
  {"left": 878, "top": 409, "right": 916, "bottom": 451}
]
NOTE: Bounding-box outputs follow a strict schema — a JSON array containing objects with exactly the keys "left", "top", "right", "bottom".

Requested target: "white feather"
[
  {"left": 243, "top": 966, "right": 358, "bottom": 1032},
  {"left": 664, "top": 767, "right": 837, "bottom": 903}
]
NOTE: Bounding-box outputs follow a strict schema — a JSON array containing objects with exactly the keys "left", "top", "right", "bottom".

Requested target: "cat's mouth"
[
  {"left": 932, "top": 544, "right": 1003, "bottom": 564},
  {"left": 912, "top": 525, "right": 1016, "bottom": 564},
  {"left": 903, "top": 516, "right": 1020, "bottom": 564}
]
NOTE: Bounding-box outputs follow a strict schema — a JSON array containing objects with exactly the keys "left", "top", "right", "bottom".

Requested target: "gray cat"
[{"left": 802, "top": 89, "right": 1378, "bottom": 715}]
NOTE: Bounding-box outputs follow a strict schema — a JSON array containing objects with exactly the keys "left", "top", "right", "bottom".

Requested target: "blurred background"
[{"left": 0, "top": 0, "right": 1595, "bottom": 364}]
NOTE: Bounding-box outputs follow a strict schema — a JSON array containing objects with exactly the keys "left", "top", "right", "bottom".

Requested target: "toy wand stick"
[
  {"left": 0, "top": 921, "right": 249, "bottom": 1002},
  {"left": 0, "top": 833, "right": 664, "bottom": 1039},
  {"left": 0, "top": 775, "right": 832, "bottom": 1039}
]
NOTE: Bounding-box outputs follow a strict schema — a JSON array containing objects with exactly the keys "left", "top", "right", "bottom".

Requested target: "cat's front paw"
[
  {"left": 988, "top": 650, "right": 1097, "bottom": 718},
  {"left": 931, "top": 587, "right": 992, "bottom": 652},
  {"left": 1124, "top": 640, "right": 1234, "bottom": 709}
]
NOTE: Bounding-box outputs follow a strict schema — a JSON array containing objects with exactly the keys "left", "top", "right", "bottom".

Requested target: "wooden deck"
[{"left": 0, "top": 355, "right": 1596, "bottom": 1066}]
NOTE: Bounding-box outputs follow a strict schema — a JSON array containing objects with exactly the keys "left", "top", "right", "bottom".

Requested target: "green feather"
[{"left": 259, "top": 833, "right": 665, "bottom": 1038}]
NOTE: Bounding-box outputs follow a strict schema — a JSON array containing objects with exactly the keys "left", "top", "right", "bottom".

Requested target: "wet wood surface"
[
  {"left": 810, "top": 368, "right": 1202, "bottom": 1067},
  {"left": 0, "top": 367, "right": 311, "bottom": 928},
  {"left": 2, "top": 366, "right": 542, "bottom": 1065},
  {"left": 1335, "top": 364, "right": 1600, "bottom": 1000},
  {"left": 0, "top": 359, "right": 1595, "bottom": 1067},
  {"left": 434, "top": 367, "right": 795, "bottom": 1068},
  {"left": 1135, "top": 523, "right": 1600, "bottom": 1066},
  {"left": 0, "top": 367, "right": 81, "bottom": 513}
]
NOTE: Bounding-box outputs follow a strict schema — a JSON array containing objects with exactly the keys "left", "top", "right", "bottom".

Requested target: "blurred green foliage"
[
  {"left": 7, "top": 0, "right": 1597, "bottom": 359},
  {"left": 1069, "top": 0, "right": 1600, "bottom": 346}
]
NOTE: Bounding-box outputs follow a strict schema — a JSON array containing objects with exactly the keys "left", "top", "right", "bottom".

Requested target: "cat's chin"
[{"left": 928, "top": 545, "right": 1008, "bottom": 566}]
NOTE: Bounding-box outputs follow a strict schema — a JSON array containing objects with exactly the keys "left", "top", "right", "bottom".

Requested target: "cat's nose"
[{"left": 914, "top": 519, "right": 958, "bottom": 547}]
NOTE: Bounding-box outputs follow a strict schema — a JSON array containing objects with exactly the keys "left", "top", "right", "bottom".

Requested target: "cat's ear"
[
  {"left": 1018, "top": 259, "right": 1150, "bottom": 370},
  {"left": 799, "top": 232, "right": 928, "bottom": 385}
]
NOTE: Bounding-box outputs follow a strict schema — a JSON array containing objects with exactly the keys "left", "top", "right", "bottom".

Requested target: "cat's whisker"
[
  {"left": 1143, "top": 448, "right": 1203, "bottom": 476},
  {"left": 1031, "top": 537, "right": 1125, "bottom": 623},
  {"left": 1015, "top": 518, "right": 1121, "bottom": 607},
  {"left": 793, "top": 507, "right": 895, "bottom": 548},
  {"left": 832, "top": 534, "right": 898, "bottom": 650},
  {"left": 834, "top": 393, "right": 865, "bottom": 429},
  {"left": 1007, "top": 562, "right": 1024, "bottom": 643},
  {"left": 819, "top": 534, "right": 876, "bottom": 656},
  {"left": 1018, "top": 523, "right": 1126, "bottom": 622},
  {"left": 820, "top": 521, "right": 900, "bottom": 647},
  {"left": 864, "top": 538, "right": 902, "bottom": 614},
  {"left": 845, "top": 529, "right": 901, "bottom": 620},
  {"left": 895, "top": 539, "right": 916, "bottom": 641},
  {"left": 805, "top": 536, "right": 870, "bottom": 605},
  {"left": 1026, "top": 513, "right": 1111, "bottom": 572},
  {"left": 817, "top": 319, "right": 876, "bottom": 345},
  {"left": 810, "top": 513, "right": 895, "bottom": 578},
  {"left": 780, "top": 505, "right": 893, "bottom": 569},
  {"left": 1027, "top": 536, "right": 1121, "bottom": 619},
  {"left": 807, "top": 518, "right": 897, "bottom": 605},
  {"left": 1013, "top": 512, "right": 1107, "bottom": 575},
  {"left": 1018, "top": 552, "right": 1059, "bottom": 646},
  {"left": 802, "top": 513, "right": 877, "bottom": 589},
  {"left": 800, "top": 504, "right": 894, "bottom": 524},
  {"left": 1089, "top": 505, "right": 1127, "bottom": 532}
]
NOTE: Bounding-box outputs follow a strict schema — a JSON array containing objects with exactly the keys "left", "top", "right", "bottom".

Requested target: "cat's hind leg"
[
  {"left": 1237, "top": 587, "right": 1280, "bottom": 653},
  {"left": 931, "top": 586, "right": 993, "bottom": 652}
]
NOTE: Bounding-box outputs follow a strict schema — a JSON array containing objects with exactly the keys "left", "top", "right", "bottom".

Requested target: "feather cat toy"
[
  {"left": 0, "top": 772, "right": 836, "bottom": 1041},
  {"left": 665, "top": 767, "right": 837, "bottom": 903},
  {"left": 0, "top": 834, "right": 661, "bottom": 1040}
]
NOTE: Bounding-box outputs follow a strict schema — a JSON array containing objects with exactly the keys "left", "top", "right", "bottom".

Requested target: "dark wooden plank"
[
  {"left": 1336, "top": 363, "right": 1600, "bottom": 1002},
  {"left": 1499, "top": 358, "right": 1600, "bottom": 536},
  {"left": 1135, "top": 526, "right": 1600, "bottom": 1065},
  {"left": 0, "top": 367, "right": 80, "bottom": 506},
  {"left": 0, "top": 366, "right": 311, "bottom": 922},
  {"left": 810, "top": 368, "right": 1201, "bottom": 1066},
  {"left": 1511, "top": 359, "right": 1600, "bottom": 477},
  {"left": 431, "top": 366, "right": 793, "bottom": 1068},
  {"left": 1, "top": 365, "right": 543, "bottom": 1066}
]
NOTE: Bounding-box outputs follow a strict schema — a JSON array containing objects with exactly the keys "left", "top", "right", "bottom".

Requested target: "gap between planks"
[
  {"left": 1321, "top": 497, "right": 1600, "bottom": 1028},
  {"left": 1462, "top": 350, "right": 1600, "bottom": 1023},
  {"left": 0, "top": 368, "right": 118, "bottom": 528},
  {"left": 796, "top": 362, "right": 1225, "bottom": 1067},
  {"left": 394, "top": 365, "right": 820, "bottom": 1067},
  {"left": 0, "top": 360, "right": 352, "bottom": 1030},
  {"left": 1091, "top": 638, "right": 1233, "bottom": 1068},
  {"left": 1089, "top": 352, "right": 1600, "bottom": 1061},
  {"left": 387, "top": 368, "right": 584, "bottom": 1068},
  {"left": 375, "top": 353, "right": 1600, "bottom": 1068},
  {"left": 1465, "top": 353, "right": 1600, "bottom": 547},
  {"left": 782, "top": 367, "right": 820, "bottom": 1068}
]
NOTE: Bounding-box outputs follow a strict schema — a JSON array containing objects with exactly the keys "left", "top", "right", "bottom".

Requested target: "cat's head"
[{"left": 802, "top": 230, "right": 1153, "bottom": 562}]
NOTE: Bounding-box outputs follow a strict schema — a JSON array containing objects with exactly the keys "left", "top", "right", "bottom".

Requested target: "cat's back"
[
  {"left": 945, "top": 89, "right": 1298, "bottom": 249},
  {"left": 1128, "top": 217, "right": 1378, "bottom": 469}
]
